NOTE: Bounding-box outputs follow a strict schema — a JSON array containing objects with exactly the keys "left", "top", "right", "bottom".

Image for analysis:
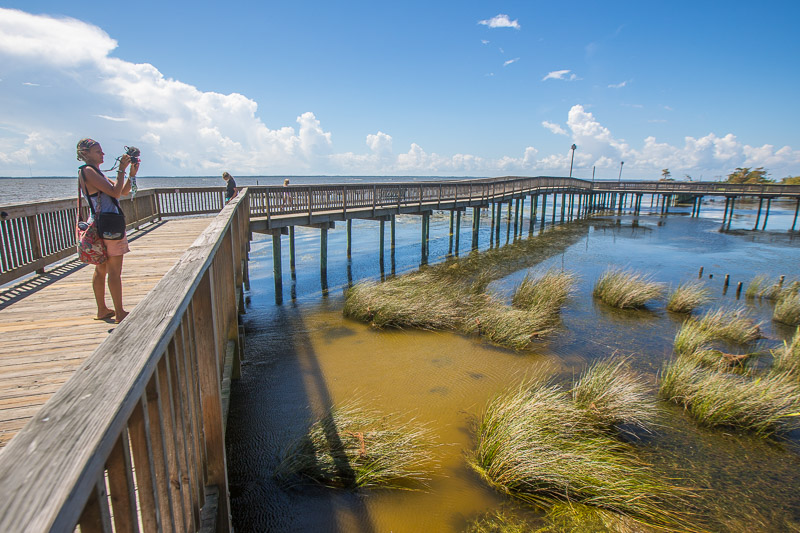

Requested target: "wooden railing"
[
  {"left": 0, "top": 189, "right": 250, "bottom": 533},
  {"left": 248, "top": 176, "right": 591, "bottom": 222},
  {"left": 591, "top": 180, "right": 800, "bottom": 196},
  {"left": 0, "top": 187, "right": 229, "bottom": 287}
]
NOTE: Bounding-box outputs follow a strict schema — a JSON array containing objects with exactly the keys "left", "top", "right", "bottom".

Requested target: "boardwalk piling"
[
  {"left": 272, "top": 232, "right": 282, "bottom": 304},
  {"left": 762, "top": 198, "right": 772, "bottom": 230}
]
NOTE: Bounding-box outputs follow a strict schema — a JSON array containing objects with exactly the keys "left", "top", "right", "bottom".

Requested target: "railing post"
[
  {"left": 193, "top": 271, "right": 232, "bottom": 533},
  {"left": 26, "top": 215, "right": 44, "bottom": 274}
]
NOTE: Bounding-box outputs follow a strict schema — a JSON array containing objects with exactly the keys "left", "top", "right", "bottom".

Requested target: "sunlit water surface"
[{"left": 226, "top": 197, "right": 800, "bottom": 532}]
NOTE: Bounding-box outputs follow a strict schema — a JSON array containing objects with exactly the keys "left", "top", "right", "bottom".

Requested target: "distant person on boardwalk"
[
  {"left": 77, "top": 138, "right": 136, "bottom": 323},
  {"left": 223, "top": 172, "right": 238, "bottom": 202},
  {"left": 283, "top": 178, "right": 292, "bottom": 207}
]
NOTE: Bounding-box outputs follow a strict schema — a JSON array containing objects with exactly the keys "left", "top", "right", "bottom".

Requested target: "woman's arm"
[
  {"left": 83, "top": 155, "right": 131, "bottom": 198},
  {"left": 121, "top": 161, "right": 138, "bottom": 196}
]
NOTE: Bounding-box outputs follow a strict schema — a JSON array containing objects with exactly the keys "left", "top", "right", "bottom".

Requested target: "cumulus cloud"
[
  {"left": 542, "top": 121, "right": 567, "bottom": 136},
  {"left": 543, "top": 70, "right": 580, "bottom": 81},
  {"left": 0, "top": 8, "right": 798, "bottom": 179},
  {"left": 478, "top": 14, "right": 521, "bottom": 29}
]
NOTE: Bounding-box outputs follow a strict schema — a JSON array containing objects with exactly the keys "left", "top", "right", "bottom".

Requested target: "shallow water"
[{"left": 227, "top": 200, "right": 800, "bottom": 532}]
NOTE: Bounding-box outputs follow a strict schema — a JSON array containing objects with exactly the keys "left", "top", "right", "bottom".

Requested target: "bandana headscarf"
[{"left": 76, "top": 138, "right": 99, "bottom": 161}]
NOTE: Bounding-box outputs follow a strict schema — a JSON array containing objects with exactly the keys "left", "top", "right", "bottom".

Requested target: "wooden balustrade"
[{"left": 0, "top": 190, "right": 250, "bottom": 533}]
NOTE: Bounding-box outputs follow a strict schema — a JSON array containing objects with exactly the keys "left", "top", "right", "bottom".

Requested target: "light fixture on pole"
[
  {"left": 618, "top": 161, "right": 624, "bottom": 182},
  {"left": 569, "top": 144, "right": 577, "bottom": 178}
]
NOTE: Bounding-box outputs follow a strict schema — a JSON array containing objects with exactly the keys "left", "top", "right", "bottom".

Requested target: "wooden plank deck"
[{"left": 0, "top": 217, "right": 214, "bottom": 449}]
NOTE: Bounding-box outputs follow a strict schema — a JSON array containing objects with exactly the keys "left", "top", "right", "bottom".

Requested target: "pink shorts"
[{"left": 103, "top": 235, "right": 130, "bottom": 256}]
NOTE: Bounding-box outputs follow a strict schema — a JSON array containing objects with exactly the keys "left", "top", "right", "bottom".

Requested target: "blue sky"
[{"left": 1, "top": 1, "right": 799, "bottom": 179}]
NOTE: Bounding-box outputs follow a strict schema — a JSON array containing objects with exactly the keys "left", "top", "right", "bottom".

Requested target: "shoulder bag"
[{"left": 76, "top": 174, "right": 107, "bottom": 264}]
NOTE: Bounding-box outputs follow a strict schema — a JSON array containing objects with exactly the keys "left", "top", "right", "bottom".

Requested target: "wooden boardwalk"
[{"left": 0, "top": 216, "right": 213, "bottom": 448}]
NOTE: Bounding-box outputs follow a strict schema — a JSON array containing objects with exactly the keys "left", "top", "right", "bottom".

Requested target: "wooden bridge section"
[{"left": 0, "top": 176, "right": 799, "bottom": 532}]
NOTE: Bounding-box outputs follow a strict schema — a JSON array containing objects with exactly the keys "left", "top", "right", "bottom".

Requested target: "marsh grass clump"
[
  {"left": 774, "top": 292, "right": 800, "bottom": 326},
  {"left": 592, "top": 268, "right": 665, "bottom": 309},
  {"left": 696, "top": 308, "right": 761, "bottom": 344},
  {"left": 343, "top": 271, "right": 485, "bottom": 330},
  {"left": 470, "top": 377, "right": 692, "bottom": 531},
  {"left": 275, "top": 401, "right": 436, "bottom": 490},
  {"left": 466, "top": 305, "right": 560, "bottom": 351},
  {"left": 572, "top": 357, "right": 657, "bottom": 432},
  {"left": 667, "top": 280, "right": 711, "bottom": 313},
  {"left": 771, "top": 328, "right": 800, "bottom": 379},
  {"left": 511, "top": 269, "right": 577, "bottom": 312},
  {"left": 660, "top": 357, "right": 800, "bottom": 436},
  {"left": 746, "top": 275, "right": 799, "bottom": 301}
]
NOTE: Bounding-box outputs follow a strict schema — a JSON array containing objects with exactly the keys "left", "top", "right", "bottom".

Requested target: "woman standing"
[
  {"left": 223, "top": 172, "right": 237, "bottom": 202},
  {"left": 77, "top": 138, "right": 137, "bottom": 323}
]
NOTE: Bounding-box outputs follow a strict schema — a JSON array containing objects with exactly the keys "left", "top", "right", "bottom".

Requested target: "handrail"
[
  {"left": 4, "top": 177, "right": 799, "bottom": 285},
  {"left": 0, "top": 189, "right": 250, "bottom": 532},
  {"left": 0, "top": 187, "right": 229, "bottom": 287}
]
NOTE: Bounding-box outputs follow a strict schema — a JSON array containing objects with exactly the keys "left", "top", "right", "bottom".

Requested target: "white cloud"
[
  {"left": 478, "top": 14, "right": 521, "bottom": 29},
  {"left": 608, "top": 80, "right": 628, "bottom": 88},
  {"left": 481, "top": 40, "right": 490, "bottom": 45},
  {"left": 542, "top": 121, "right": 567, "bottom": 136},
  {"left": 503, "top": 58, "right": 520, "bottom": 67},
  {"left": 22, "top": 82, "right": 40, "bottom": 87},
  {"left": 0, "top": 8, "right": 798, "bottom": 179},
  {"left": 543, "top": 70, "right": 580, "bottom": 81}
]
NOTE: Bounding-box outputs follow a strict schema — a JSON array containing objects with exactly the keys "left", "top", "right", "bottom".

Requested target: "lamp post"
[
  {"left": 618, "top": 161, "right": 624, "bottom": 182},
  {"left": 569, "top": 144, "right": 577, "bottom": 177}
]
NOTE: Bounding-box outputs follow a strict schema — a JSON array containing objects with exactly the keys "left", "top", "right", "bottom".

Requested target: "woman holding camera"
[{"left": 77, "top": 138, "right": 137, "bottom": 323}]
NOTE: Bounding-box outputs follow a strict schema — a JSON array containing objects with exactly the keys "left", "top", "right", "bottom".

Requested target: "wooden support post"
[
  {"left": 722, "top": 197, "right": 730, "bottom": 226},
  {"left": 449, "top": 210, "right": 454, "bottom": 236},
  {"left": 346, "top": 219, "right": 352, "bottom": 258},
  {"left": 506, "top": 202, "right": 512, "bottom": 242},
  {"left": 754, "top": 197, "right": 764, "bottom": 229},
  {"left": 379, "top": 219, "right": 385, "bottom": 262},
  {"left": 513, "top": 198, "right": 520, "bottom": 235},
  {"left": 551, "top": 194, "right": 557, "bottom": 224},
  {"left": 792, "top": 198, "right": 800, "bottom": 231},
  {"left": 560, "top": 193, "right": 566, "bottom": 221},
  {"left": 289, "top": 226, "right": 296, "bottom": 280},
  {"left": 472, "top": 207, "right": 480, "bottom": 250},
  {"left": 320, "top": 227, "right": 328, "bottom": 277},
  {"left": 541, "top": 194, "right": 547, "bottom": 226},
  {"left": 727, "top": 197, "right": 736, "bottom": 229},
  {"left": 390, "top": 215, "right": 396, "bottom": 256},
  {"left": 495, "top": 203, "right": 501, "bottom": 242},
  {"left": 762, "top": 198, "right": 771, "bottom": 231},
  {"left": 529, "top": 195, "right": 536, "bottom": 233},
  {"left": 696, "top": 196, "right": 702, "bottom": 217},
  {"left": 272, "top": 233, "right": 282, "bottom": 304},
  {"left": 736, "top": 281, "right": 743, "bottom": 299},
  {"left": 454, "top": 209, "right": 461, "bottom": 255}
]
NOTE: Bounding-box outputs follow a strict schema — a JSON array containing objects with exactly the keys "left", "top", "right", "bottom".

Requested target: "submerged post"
[
  {"left": 379, "top": 219, "right": 385, "bottom": 262},
  {"left": 754, "top": 197, "right": 764, "bottom": 229},
  {"left": 320, "top": 227, "right": 328, "bottom": 278},
  {"left": 289, "top": 226, "right": 296, "bottom": 280},
  {"left": 272, "top": 232, "right": 282, "bottom": 304},
  {"left": 792, "top": 198, "right": 800, "bottom": 231},
  {"left": 541, "top": 194, "right": 547, "bottom": 226},
  {"left": 472, "top": 206, "right": 480, "bottom": 250},
  {"left": 455, "top": 209, "right": 462, "bottom": 254},
  {"left": 346, "top": 219, "right": 352, "bottom": 258},
  {"left": 761, "top": 198, "right": 772, "bottom": 231}
]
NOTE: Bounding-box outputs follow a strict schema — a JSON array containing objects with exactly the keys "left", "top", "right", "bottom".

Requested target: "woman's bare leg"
[
  {"left": 93, "top": 263, "right": 113, "bottom": 319},
  {"left": 105, "top": 255, "right": 128, "bottom": 322}
]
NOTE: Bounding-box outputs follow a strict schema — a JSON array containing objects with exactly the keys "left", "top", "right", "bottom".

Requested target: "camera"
[{"left": 125, "top": 145, "right": 141, "bottom": 165}]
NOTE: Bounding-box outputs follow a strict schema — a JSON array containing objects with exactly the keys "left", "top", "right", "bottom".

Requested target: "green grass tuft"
[
  {"left": 667, "top": 280, "right": 711, "bottom": 313},
  {"left": 571, "top": 357, "right": 657, "bottom": 432},
  {"left": 592, "top": 268, "right": 665, "bottom": 309},
  {"left": 511, "top": 269, "right": 577, "bottom": 312},
  {"left": 469, "top": 376, "right": 693, "bottom": 531},
  {"left": 275, "top": 400, "right": 437, "bottom": 490},
  {"left": 464, "top": 510, "right": 532, "bottom": 533},
  {"left": 771, "top": 328, "right": 800, "bottom": 379},
  {"left": 774, "top": 292, "right": 800, "bottom": 326},
  {"left": 660, "top": 357, "right": 800, "bottom": 436}
]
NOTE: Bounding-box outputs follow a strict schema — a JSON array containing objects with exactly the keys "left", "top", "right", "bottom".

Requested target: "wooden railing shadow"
[
  {"left": 0, "top": 220, "right": 168, "bottom": 310},
  {"left": 227, "top": 302, "right": 377, "bottom": 533},
  {"left": 0, "top": 190, "right": 250, "bottom": 532}
]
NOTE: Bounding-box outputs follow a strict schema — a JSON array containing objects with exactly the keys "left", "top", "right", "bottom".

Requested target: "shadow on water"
[{"left": 226, "top": 301, "right": 377, "bottom": 533}]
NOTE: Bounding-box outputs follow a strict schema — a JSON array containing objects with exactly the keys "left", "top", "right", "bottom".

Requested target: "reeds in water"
[
  {"left": 771, "top": 328, "right": 800, "bottom": 379},
  {"left": 465, "top": 305, "right": 560, "bottom": 351},
  {"left": 464, "top": 510, "right": 531, "bottom": 533},
  {"left": 746, "top": 275, "right": 799, "bottom": 301},
  {"left": 511, "top": 269, "right": 577, "bottom": 312},
  {"left": 572, "top": 357, "right": 657, "bottom": 432},
  {"left": 275, "top": 401, "right": 436, "bottom": 490},
  {"left": 673, "top": 308, "right": 761, "bottom": 359},
  {"left": 666, "top": 280, "right": 711, "bottom": 313},
  {"left": 592, "top": 268, "right": 665, "bottom": 309},
  {"left": 773, "top": 291, "right": 800, "bottom": 326},
  {"left": 470, "top": 372, "right": 692, "bottom": 531},
  {"left": 659, "top": 357, "right": 800, "bottom": 436}
]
